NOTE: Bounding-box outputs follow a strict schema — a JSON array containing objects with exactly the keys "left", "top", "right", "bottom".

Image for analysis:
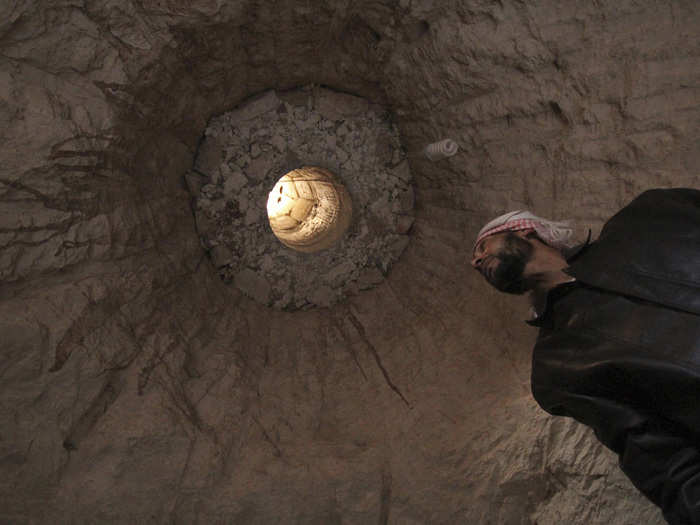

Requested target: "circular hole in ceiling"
[
  {"left": 266, "top": 167, "right": 353, "bottom": 253},
  {"left": 187, "top": 85, "right": 415, "bottom": 310}
]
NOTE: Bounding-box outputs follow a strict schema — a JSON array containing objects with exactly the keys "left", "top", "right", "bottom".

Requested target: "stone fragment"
[
  {"left": 391, "top": 146, "right": 403, "bottom": 165},
  {"left": 222, "top": 170, "right": 247, "bottom": 195},
  {"left": 237, "top": 193, "right": 249, "bottom": 212},
  {"left": 108, "top": 11, "right": 152, "bottom": 50},
  {"left": 375, "top": 132, "right": 395, "bottom": 163},
  {"left": 337, "top": 147, "right": 349, "bottom": 164},
  {"left": 391, "top": 160, "right": 411, "bottom": 182},
  {"left": 234, "top": 268, "right": 271, "bottom": 304},
  {"left": 228, "top": 90, "right": 280, "bottom": 121},
  {"left": 261, "top": 254, "right": 274, "bottom": 272},
  {"left": 399, "top": 186, "right": 414, "bottom": 213},
  {"left": 326, "top": 260, "right": 356, "bottom": 284},
  {"left": 247, "top": 155, "right": 276, "bottom": 181},
  {"left": 194, "top": 136, "right": 222, "bottom": 176},
  {"left": 273, "top": 292, "right": 293, "bottom": 309},
  {"left": 389, "top": 234, "right": 410, "bottom": 254},
  {"left": 394, "top": 214, "right": 415, "bottom": 234},
  {"left": 209, "top": 245, "right": 233, "bottom": 267},
  {"left": 271, "top": 135, "right": 286, "bottom": 152},
  {"left": 306, "top": 285, "right": 335, "bottom": 307},
  {"left": 298, "top": 113, "right": 320, "bottom": 130},
  {"left": 194, "top": 210, "right": 215, "bottom": 237},
  {"left": 357, "top": 267, "right": 384, "bottom": 290},
  {"left": 369, "top": 195, "right": 391, "bottom": 221},
  {"left": 316, "top": 90, "right": 369, "bottom": 121},
  {"left": 184, "top": 171, "right": 205, "bottom": 195},
  {"left": 245, "top": 207, "right": 260, "bottom": 226}
]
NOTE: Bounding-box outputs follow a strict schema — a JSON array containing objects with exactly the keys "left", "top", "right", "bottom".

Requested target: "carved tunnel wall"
[{"left": 1, "top": 1, "right": 699, "bottom": 523}]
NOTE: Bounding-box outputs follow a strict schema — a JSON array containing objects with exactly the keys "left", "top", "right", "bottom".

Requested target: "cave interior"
[{"left": 1, "top": 0, "right": 699, "bottom": 523}]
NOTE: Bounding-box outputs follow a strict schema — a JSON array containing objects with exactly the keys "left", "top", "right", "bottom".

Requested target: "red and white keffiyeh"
[{"left": 474, "top": 211, "right": 574, "bottom": 253}]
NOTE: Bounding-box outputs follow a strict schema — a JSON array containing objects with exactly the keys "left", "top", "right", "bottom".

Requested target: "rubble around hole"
[{"left": 189, "top": 85, "right": 414, "bottom": 309}]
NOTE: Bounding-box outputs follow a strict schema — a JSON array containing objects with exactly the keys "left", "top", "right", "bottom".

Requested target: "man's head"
[
  {"left": 471, "top": 211, "right": 574, "bottom": 294},
  {"left": 471, "top": 230, "right": 535, "bottom": 294}
]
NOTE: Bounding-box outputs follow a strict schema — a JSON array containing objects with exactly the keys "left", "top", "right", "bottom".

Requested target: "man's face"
[{"left": 471, "top": 231, "right": 534, "bottom": 294}]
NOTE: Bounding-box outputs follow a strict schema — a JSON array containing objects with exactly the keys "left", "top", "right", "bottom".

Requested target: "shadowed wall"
[{"left": 1, "top": 1, "right": 699, "bottom": 523}]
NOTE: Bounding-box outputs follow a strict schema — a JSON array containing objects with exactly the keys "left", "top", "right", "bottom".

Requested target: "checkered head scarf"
[{"left": 473, "top": 211, "right": 575, "bottom": 254}]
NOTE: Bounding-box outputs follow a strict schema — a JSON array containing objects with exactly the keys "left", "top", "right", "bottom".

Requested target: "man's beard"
[{"left": 483, "top": 233, "right": 535, "bottom": 295}]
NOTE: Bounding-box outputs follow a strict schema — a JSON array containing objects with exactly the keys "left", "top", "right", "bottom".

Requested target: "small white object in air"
[{"left": 424, "top": 139, "right": 459, "bottom": 161}]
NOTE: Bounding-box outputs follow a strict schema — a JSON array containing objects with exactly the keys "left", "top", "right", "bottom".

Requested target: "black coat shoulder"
[{"left": 566, "top": 187, "right": 700, "bottom": 315}]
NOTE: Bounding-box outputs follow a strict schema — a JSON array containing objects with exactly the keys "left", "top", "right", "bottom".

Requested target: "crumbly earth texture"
[
  {"left": 5, "top": 0, "right": 699, "bottom": 522},
  {"left": 189, "top": 86, "right": 414, "bottom": 309}
]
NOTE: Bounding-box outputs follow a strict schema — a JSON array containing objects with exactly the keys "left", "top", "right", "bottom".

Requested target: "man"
[{"left": 470, "top": 188, "right": 700, "bottom": 525}]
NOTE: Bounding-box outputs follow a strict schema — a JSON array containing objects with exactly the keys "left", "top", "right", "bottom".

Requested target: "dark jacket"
[{"left": 530, "top": 188, "right": 700, "bottom": 525}]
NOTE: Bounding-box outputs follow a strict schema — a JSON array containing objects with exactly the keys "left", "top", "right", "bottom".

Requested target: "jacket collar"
[{"left": 526, "top": 230, "right": 592, "bottom": 327}]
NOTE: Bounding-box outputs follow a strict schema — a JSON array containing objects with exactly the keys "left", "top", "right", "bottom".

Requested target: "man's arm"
[
  {"left": 617, "top": 418, "right": 700, "bottom": 524},
  {"left": 536, "top": 388, "right": 700, "bottom": 524}
]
